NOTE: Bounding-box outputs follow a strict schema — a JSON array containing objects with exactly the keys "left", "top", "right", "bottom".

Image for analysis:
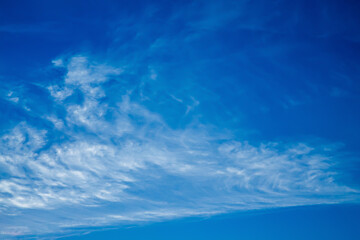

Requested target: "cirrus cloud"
[{"left": 0, "top": 55, "right": 358, "bottom": 237}]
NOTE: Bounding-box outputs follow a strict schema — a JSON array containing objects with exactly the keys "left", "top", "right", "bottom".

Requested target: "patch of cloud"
[
  {"left": 52, "top": 59, "right": 64, "bottom": 67},
  {"left": 5, "top": 91, "right": 19, "bottom": 103},
  {"left": 169, "top": 94, "right": 183, "bottom": 103},
  {"left": 185, "top": 96, "right": 200, "bottom": 115},
  {"left": 0, "top": 55, "right": 358, "bottom": 237},
  {"left": 148, "top": 67, "right": 158, "bottom": 80}
]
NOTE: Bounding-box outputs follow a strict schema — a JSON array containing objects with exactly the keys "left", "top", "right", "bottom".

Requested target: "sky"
[{"left": 0, "top": 0, "right": 360, "bottom": 239}]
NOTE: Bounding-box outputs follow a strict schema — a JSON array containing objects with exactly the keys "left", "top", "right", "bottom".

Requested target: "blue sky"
[{"left": 0, "top": 0, "right": 360, "bottom": 239}]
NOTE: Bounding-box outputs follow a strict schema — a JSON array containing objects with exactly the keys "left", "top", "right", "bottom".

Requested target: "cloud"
[{"left": 0, "top": 55, "right": 358, "bottom": 237}]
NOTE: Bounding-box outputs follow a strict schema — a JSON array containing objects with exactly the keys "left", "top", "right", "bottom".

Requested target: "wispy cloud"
[{"left": 0, "top": 55, "right": 358, "bottom": 237}]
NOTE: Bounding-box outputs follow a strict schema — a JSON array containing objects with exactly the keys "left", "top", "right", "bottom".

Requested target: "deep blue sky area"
[
  {"left": 0, "top": 0, "right": 360, "bottom": 239},
  {"left": 56, "top": 205, "right": 360, "bottom": 240}
]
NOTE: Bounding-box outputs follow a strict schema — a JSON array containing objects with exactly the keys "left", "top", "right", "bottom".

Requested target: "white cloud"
[
  {"left": 52, "top": 59, "right": 64, "bottom": 67},
  {"left": 6, "top": 91, "right": 19, "bottom": 103},
  {"left": 0, "top": 55, "right": 358, "bottom": 237}
]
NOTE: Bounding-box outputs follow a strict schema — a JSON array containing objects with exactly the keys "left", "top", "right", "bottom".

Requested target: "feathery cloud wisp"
[{"left": 0, "top": 56, "right": 357, "bottom": 237}]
